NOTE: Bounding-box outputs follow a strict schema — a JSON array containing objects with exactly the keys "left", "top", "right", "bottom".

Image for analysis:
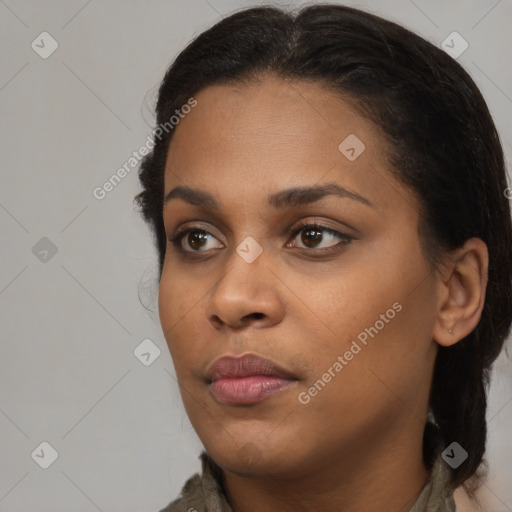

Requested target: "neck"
[{"left": 220, "top": 421, "right": 431, "bottom": 512}]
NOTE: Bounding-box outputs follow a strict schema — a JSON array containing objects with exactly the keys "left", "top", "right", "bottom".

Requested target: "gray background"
[{"left": 0, "top": 0, "right": 511, "bottom": 511}]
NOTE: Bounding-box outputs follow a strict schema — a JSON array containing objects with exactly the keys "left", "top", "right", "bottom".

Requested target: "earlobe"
[{"left": 432, "top": 237, "right": 489, "bottom": 348}]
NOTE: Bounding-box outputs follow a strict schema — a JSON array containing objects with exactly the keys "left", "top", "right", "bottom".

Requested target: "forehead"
[
  {"left": 163, "top": 75, "right": 410, "bottom": 214},
  {"left": 168, "top": 75, "right": 375, "bottom": 154}
]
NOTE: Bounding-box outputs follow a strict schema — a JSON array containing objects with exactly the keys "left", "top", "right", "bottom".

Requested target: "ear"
[{"left": 432, "top": 237, "right": 489, "bottom": 347}]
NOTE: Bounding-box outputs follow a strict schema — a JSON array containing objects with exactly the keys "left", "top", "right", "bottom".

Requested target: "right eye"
[{"left": 168, "top": 227, "right": 224, "bottom": 253}]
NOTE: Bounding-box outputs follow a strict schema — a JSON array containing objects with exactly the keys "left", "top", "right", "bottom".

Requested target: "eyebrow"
[{"left": 163, "top": 182, "right": 374, "bottom": 210}]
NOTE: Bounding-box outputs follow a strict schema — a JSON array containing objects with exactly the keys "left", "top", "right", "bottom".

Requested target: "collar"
[{"left": 160, "top": 449, "right": 456, "bottom": 512}]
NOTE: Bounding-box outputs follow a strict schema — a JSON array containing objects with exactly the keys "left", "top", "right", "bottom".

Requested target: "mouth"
[{"left": 205, "top": 353, "right": 299, "bottom": 405}]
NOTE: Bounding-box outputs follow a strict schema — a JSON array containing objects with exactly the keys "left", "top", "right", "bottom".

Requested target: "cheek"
[
  {"left": 291, "top": 245, "right": 433, "bottom": 405},
  {"left": 293, "top": 303, "right": 428, "bottom": 446},
  {"left": 158, "top": 268, "right": 221, "bottom": 389},
  {"left": 285, "top": 261, "right": 390, "bottom": 351},
  {"left": 158, "top": 258, "right": 213, "bottom": 325},
  {"left": 158, "top": 274, "right": 176, "bottom": 340},
  {"left": 158, "top": 271, "right": 200, "bottom": 361}
]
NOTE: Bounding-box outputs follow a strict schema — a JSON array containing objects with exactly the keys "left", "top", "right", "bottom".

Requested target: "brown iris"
[
  {"left": 188, "top": 230, "right": 209, "bottom": 250},
  {"left": 301, "top": 227, "right": 323, "bottom": 248}
]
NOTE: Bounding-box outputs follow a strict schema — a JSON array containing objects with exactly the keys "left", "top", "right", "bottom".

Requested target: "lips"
[
  {"left": 205, "top": 353, "right": 297, "bottom": 383},
  {"left": 204, "top": 353, "right": 299, "bottom": 405}
]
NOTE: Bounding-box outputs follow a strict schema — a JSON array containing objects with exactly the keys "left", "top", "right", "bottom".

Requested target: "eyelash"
[{"left": 167, "top": 221, "right": 353, "bottom": 258}]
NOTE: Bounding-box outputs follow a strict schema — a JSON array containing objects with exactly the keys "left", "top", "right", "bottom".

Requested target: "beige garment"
[{"left": 159, "top": 450, "right": 457, "bottom": 512}]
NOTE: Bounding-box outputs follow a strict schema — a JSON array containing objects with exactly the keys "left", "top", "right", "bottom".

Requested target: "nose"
[{"left": 204, "top": 244, "right": 285, "bottom": 330}]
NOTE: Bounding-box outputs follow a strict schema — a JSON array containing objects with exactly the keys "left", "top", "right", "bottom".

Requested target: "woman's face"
[{"left": 158, "top": 75, "right": 441, "bottom": 477}]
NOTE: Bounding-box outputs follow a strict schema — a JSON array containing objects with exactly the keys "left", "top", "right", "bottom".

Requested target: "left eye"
[{"left": 287, "top": 223, "right": 352, "bottom": 250}]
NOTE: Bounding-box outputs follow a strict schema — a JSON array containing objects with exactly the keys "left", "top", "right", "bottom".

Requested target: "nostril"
[{"left": 245, "top": 312, "right": 264, "bottom": 321}]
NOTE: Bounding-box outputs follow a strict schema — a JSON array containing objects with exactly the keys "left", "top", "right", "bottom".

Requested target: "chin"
[{"left": 203, "top": 435, "right": 309, "bottom": 478}]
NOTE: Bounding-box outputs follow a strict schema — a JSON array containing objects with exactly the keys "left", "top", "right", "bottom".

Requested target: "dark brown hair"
[{"left": 134, "top": 3, "right": 512, "bottom": 498}]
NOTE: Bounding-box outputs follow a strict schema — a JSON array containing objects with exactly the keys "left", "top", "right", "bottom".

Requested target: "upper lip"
[{"left": 205, "top": 353, "right": 298, "bottom": 382}]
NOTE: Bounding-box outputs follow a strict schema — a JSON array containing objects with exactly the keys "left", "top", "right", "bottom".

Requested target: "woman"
[{"left": 135, "top": 4, "right": 512, "bottom": 511}]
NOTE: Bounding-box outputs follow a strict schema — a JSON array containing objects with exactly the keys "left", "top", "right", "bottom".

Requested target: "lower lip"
[{"left": 209, "top": 376, "right": 297, "bottom": 405}]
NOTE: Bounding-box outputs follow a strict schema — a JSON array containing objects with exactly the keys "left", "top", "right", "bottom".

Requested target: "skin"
[{"left": 158, "top": 74, "right": 488, "bottom": 512}]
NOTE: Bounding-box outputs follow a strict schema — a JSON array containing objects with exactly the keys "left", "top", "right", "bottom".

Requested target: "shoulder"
[
  {"left": 158, "top": 471, "right": 205, "bottom": 512},
  {"left": 157, "top": 450, "right": 232, "bottom": 512}
]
